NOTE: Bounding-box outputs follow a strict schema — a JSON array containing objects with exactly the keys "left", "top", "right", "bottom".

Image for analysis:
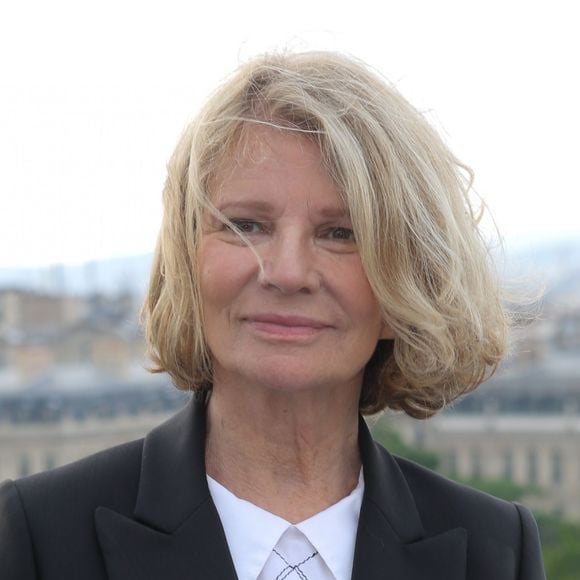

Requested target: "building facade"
[{"left": 388, "top": 411, "right": 580, "bottom": 521}]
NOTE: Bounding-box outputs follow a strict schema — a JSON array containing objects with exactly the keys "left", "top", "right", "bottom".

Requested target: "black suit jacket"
[{"left": 0, "top": 396, "right": 545, "bottom": 579}]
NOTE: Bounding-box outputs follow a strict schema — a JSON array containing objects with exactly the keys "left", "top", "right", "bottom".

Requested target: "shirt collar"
[
  {"left": 296, "top": 469, "right": 364, "bottom": 580},
  {"left": 207, "top": 470, "right": 364, "bottom": 580},
  {"left": 207, "top": 475, "right": 288, "bottom": 580}
]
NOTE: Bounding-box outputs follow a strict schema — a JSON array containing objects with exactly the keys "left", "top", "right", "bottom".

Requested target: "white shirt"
[{"left": 207, "top": 471, "right": 364, "bottom": 580}]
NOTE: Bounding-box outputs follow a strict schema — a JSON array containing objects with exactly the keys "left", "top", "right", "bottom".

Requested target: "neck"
[{"left": 205, "top": 377, "right": 362, "bottom": 523}]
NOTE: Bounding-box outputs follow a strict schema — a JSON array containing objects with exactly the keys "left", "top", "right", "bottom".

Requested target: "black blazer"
[{"left": 0, "top": 396, "right": 545, "bottom": 580}]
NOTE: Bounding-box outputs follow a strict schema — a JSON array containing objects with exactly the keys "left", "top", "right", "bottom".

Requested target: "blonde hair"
[{"left": 140, "top": 50, "right": 509, "bottom": 418}]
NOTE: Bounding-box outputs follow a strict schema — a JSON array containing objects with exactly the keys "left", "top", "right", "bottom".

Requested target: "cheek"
[
  {"left": 198, "top": 242, "right": 256, "bottom": 313},
  {"left": 339, "top": 266, "right": 390, "bottom": 341},
  {"left": 198, "top": 244, "right": 227, "bottom": 314},
  {"left": 351, "top": 289, "right": 383, "bottom": 332},
  {"left": 345, "top": 274, "right": 394, "bottom": 340},
  {"left": 335, "top": 259, "right": 382, "bottom": 320}
]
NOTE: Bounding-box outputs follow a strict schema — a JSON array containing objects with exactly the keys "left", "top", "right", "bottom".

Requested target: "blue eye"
[
  {"left": 326, "top": 227, "right": 355, "bottom": 242},
  {"left": 228, "top": 219, "right": 263, "bottom": 234}
]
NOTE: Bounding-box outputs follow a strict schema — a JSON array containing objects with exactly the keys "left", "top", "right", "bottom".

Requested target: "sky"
[{"left": 1, "top": 0, "right": 579, "bottom": 268}]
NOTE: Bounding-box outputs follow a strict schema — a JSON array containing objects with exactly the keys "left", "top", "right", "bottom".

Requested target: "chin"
[{"left": 245, "top": 361, "right": 358, "bottom": 397}]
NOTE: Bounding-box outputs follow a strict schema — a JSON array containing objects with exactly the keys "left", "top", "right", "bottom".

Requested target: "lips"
[{"left": 243, "top": 313, "right": 332, "bottom": 337}]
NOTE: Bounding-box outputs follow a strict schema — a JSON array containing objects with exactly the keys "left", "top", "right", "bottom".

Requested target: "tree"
[
  {"left": 371, "top": 423, "right": 440, "bottom": 470},
  {"left": 535, "top": 513, "right": 580, "bottom": 580}
]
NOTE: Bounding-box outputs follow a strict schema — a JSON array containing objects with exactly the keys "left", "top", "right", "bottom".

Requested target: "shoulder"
[
  {"left": 396, "top": 454, "right": 518, "bottom": 524},
  {"left": 392, "top": 452, "right": 531, "bottom": 536},
  {"left": 0, "top": 438, "right": 145, "bottom": 579},
  {"left": 391, "top": 452, "right": 545, "bottom": 578},
  {"left": 382, "top": 449, "right": 545, "bottom": 580},
  {"left": 2, "top": 437, "right": 144, "bottom": 525}
]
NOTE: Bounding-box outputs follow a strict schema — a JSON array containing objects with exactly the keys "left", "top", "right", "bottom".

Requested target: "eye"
[
  {"left": 228, "top": 219, "right": 264, "bottom": 235},
  {"left": 323, "top": 227, "right": 356, "bottom": 242}
]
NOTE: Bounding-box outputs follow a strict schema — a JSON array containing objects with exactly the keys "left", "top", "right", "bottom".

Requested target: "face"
[{"left": 198, "top": 125, "right": 393, "bottom": 396}]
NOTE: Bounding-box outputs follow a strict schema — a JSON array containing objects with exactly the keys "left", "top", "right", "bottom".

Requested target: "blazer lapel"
[
  {"left": 95, "top": 395, "right": 237, "bottom": 580},
  {"left": 352, "top": 418, "right": 467, "bottom": 580}
]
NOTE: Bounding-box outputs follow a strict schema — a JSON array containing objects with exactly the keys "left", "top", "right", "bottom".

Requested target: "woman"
[{"left": 0, "top": 51, "right": 545, "bottom": 579}]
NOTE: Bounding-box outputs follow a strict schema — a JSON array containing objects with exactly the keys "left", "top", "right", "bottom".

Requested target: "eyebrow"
[
  {"left": 215, "top": 199, "right": 351, "bottom": 219},
  {"left": 216, "top": 200, "right": 276, "bottom": 214},
  {"left": 317, "top": 206, "right": 350, "bottom": 219}
]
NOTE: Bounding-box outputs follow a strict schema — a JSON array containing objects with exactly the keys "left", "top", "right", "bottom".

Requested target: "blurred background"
[{"left": 1, "top": 1, "right": 579, "bottom": 576}]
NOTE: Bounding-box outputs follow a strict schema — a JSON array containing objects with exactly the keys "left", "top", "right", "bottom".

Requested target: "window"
[
  {"left": 45, "top": 452, "right": 56, "bottom": 471},
  {"left": 448, "top": 449, "right": 457, "bottom": 475},
  {"left": 471, "top": 449, "right": 482, "bottom": 479},
  {"left": 551, "top": 451, "right": 563, "bottom": 485},
  {"left": 503, "top": 450, "right": 514, "bottom": 482},
  {"left": 527, "top": 449, "right": 538, "bottom": 485},
  {"left": 19, "top": 454, "right": 30, "bottom": 477}
]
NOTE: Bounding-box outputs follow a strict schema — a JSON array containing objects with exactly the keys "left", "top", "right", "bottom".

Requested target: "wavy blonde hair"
[{"left": 140, "top": 50, "right": 509, "bottom": 418}]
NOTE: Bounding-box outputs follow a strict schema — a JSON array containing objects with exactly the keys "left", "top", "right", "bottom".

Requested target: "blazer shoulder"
[
  {"left": 12, "top": 437, "right": 144, "bottom": 520},
  {"left": 0, "top": 438, "right": 146, "bottom": 580},
  {"left": 0, "top": 479, "right": 38, "bottom": 579},
  {"left": 392, "top": 452, "right": 527, "bottom": 539},
  {"left": 392, "top": 453, "right": 545, "bottom": 578}
]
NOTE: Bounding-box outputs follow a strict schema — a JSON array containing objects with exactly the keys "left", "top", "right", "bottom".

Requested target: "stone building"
[
  {"left": 0, "top": 289, "right": 87, "bottom": 334},
  {"left": 0, "top": 374, "right": 187, "bottom": 482},
  {"left": 0, "top": 410, "right": 168, "bottom": 480},
  {"left": 388, "top": 411, "right": 580, "bottom": 521},
  {"left": 0, "top": 289, "right": 142, "bottom": 385}
]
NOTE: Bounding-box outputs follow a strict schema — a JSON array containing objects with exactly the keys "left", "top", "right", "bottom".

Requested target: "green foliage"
[
  {"left": 370, "top": 423, "right": 440, "bottom": 470},
  {"left": 535, "top": 513, "right": 580, "bottom": 580},
  {"left": 454, "top": 477, "right": 533, "bottom": 503}
]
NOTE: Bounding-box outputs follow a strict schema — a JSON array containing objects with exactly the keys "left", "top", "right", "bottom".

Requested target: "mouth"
[{"left": 242, "top": 313, "right": 332, "bottom": 338}]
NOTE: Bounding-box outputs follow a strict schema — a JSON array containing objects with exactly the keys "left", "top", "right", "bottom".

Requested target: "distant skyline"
[{"left": 1, "top": 1, "right": 579, "bottom": 267}]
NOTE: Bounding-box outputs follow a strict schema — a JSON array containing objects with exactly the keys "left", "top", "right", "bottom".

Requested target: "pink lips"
[{"left": 244, "top": 313, "right": 331, "bottom": 337}]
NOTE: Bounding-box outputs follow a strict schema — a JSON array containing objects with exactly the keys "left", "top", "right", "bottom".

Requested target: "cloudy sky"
[{"left": 1, "top": 0, "right": 578, "bottom": 267}]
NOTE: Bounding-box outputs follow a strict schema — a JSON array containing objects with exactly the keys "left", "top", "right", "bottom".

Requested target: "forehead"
[
  {"left": 210, "top": 124, "right": 349, "bottom": 214},
  {"left": 216, "top": 125, "right": 323, "bottom": 180}
]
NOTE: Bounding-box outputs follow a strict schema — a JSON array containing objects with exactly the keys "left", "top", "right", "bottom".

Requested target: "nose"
[{"left": 258, "top": 231, "right": 321, "bottom": 294}]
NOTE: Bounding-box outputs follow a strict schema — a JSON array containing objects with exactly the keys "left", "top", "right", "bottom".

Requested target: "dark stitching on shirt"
[{"left": 272, "top": 549, "right": 318, "bottom": 580}]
